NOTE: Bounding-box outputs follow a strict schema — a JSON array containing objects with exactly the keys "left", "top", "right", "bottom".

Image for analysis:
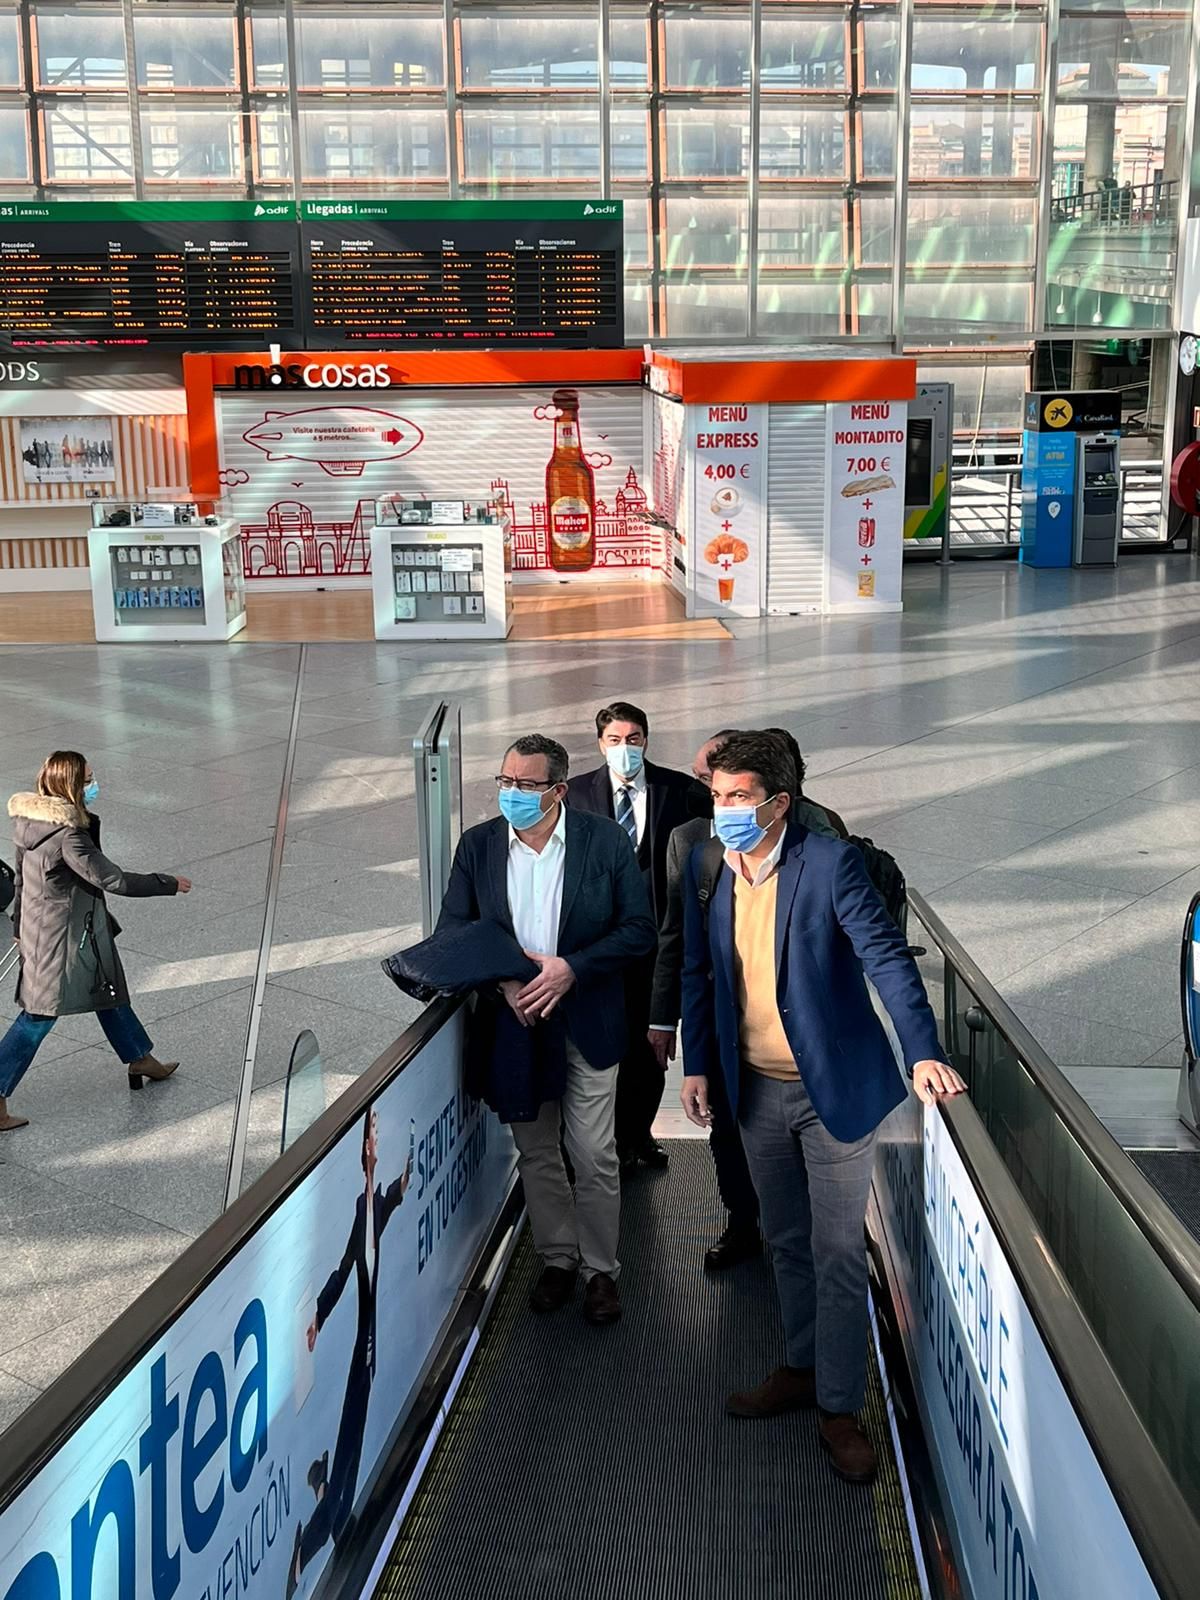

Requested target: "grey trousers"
[
  {"left": 738, "top": 1068, "right": 877, "bottom": 1414},
  {"left": 510, "top": 1043, "right": 620, "bottom": 1282}
]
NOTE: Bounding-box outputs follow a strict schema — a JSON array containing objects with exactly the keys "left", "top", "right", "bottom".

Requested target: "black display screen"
[
  {"left": 0, "top": 201, "right": 302, "bottom": 351},
  {"left": 299, "top": 199, "right": 624, "bottom": 349}
]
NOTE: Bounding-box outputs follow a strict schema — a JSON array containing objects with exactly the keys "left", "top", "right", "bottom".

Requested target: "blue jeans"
[
  {"left": 0, "top": 1005, "right": 153, "bottom": 1098},
  {"left": 738, "top": 1067, "right": 877, "bottom": 1414}
]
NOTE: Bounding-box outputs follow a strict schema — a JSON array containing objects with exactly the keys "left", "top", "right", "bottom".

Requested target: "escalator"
[{"left": 3, "top": 893, "right": 1200, "bottom": 1600}]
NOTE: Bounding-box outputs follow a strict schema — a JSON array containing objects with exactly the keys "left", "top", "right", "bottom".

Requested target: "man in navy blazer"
[
  {"left": 566, "top": 700, "right": 706, "bottom": 1173},
  {"left": 680, "top": 731, "right": 963, "bottom": 1483},
  {"left": 438, "top": 733, "right": 657, "bottom": 1326}
]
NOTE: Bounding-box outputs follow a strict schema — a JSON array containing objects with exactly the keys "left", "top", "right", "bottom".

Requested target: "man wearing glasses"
[{"left": 437, "top": 733, "right": 656, "bottom": 1325}]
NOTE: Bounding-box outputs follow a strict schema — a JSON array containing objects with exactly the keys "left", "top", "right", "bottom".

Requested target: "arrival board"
[
  {"left": 0, "top": 200, "right": 301, "bottom": 350},
  {"left": 300, "top": 199, "right": 624, "bottom": 349}
]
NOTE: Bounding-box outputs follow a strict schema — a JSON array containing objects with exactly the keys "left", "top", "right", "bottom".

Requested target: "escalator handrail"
[
  {"left": 909, "top": 886, "right": 1200, "bottom": 1312},
  {"left": 0, "top": 993, "right": 464, "bottom": 1516},
  {"left": 938, "top": 1093, "right": 1200, "bottom": 1598}
]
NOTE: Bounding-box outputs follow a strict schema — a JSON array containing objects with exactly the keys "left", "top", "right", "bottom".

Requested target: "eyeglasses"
[{"left": 495, "top": 775, "right": 556, "bottom": 793}]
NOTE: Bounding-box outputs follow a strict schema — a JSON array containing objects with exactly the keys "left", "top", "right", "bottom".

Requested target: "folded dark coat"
[
  {"left": 382, "top": 917, "right": 538, "bottom": 1002},
  {"left": 382, "top": 917, "right": 567, "bottom": 1123}
]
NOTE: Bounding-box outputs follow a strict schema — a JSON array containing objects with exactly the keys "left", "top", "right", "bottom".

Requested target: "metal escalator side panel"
[{"left": 870, "top": 1091, "right": 1200, "bottom": 1600}]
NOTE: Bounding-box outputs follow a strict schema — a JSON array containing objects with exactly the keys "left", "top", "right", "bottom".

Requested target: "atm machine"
[
  {"left": 1075, "top": 434, "right": 1121, "bottom": 566},
  {"left": 1021, "top": 390, "right": 1121, "bottom": 568}
]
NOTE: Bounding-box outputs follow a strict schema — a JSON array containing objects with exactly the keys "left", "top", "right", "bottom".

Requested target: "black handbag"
[{"left": 0, "top": 858, "right": 14, "bottom": 916}]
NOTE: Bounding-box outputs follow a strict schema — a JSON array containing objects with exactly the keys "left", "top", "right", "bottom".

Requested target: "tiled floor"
[{"left": 3, "top": 552, "right": 1200, "bottom": 1434}]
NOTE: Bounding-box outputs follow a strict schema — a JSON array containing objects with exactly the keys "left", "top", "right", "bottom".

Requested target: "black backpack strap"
[{"left": 695, "top": 834, "right": 726, "bottom": 934}]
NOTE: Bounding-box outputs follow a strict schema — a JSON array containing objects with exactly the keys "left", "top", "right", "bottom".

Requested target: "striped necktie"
[{"left": 616, "top": 784, "right": 637, "bottom": 845}]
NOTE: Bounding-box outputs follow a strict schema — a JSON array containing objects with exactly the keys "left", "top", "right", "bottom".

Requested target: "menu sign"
[
  {"left": 687, "top": 403, "right": 766, "bottom": 617},
  {"left": 0, "top": 201, "right": 301, "bottom": 351},
  {"left": 826, "top": 401, "right": 908, "bottom": 610},
  {"left": 300, "top": 200, "right": 624, "bottom": 349}
]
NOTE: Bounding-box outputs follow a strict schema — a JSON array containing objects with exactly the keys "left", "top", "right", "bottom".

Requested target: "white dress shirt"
[
  {"left": 507, "top": 803, "right": 567, "bottom": 955},
  {"left": 609, "top": 764, "right": 648, "bottom": 847},
  {"left": 724, "top": 823, "right": 787, "bottom": 888}
]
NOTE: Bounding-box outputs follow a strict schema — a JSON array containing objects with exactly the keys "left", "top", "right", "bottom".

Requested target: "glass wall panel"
[
  {"left": 624, "top": 278, "right": 652, "bottom": 338},
  {"left": 910, "top": 14, "right": 1042, "bottom": 94},
  {"left": 1058, "top": 17, "right": 1187, "bottom": 100},
  {"left": 758, "top": 194, "right": 846, "bottom": 267},
  {"left": 459, "top": 13, "right": 597, "bottom": 90},
  {"left": 622, "top": 199, "right": 651, "bottom": 267},
  {"left": 918, "top": 360, "right": 1031, "bottom": 436},
  {"left": 859, "top": 106, "right": 897, "bottom": 177},
  {"left": 857, "top": 193, "right": 896, "bottom": 265},
  {"left": 611, "top": 104, "right": 649, "bottom": 178},
  {"left": 757, "top": 278, "right": 843, "bottom": 336},
  {"left": 662, "top": 105, "right": 749, "bottom": 178},
  {"left": 295, "top": 9, "right": 445, "bottom": 89},
  {"left": 852, "top": 280, "right": 891, "bottom": 336},
  {"left": 905, "top": 277, "right": 1033, "bottom": 336},
  {"left": 662, "top": 195, "right": 748, "bottom": 267},
  {"left": 760, "top": 105, "right": 846, "bottom": 180},
  {"left": 34, "top": 4, "right": 126, "bottom": 88},
  {"left": 299, "top": 106, "right": 447, "bottom": 182},
  {"left": 857, "top": 13, "right": 900, "bottom": 93},
  {"left": 247, "top": 7, "right": 288, "bottom": 87},
  {"left": 760, "top": 14, "right": 847, "bottom": 92},
  {"left": 142, "top": 105, "right": 244, "bottom": 181},
  {"left": 0, "top": 9, "right": 21, "bottom": 87},
  {"left": 460, "top": 105, "right": 599, "bottom": 182},
  {"left": 610, "top": 12, "right": 649, "bottom": 89},
  {"left": 41, "top": 101, "right": 133, "bottom": 179},
  {"left": 0, "top": 104, "right": 29, "bottom": 179},
  {"left": 252, "top": 103, "right": 291, "bottom": 181},
  {"left": 907, "top": 192, "right": 1036, "bottom": 267},
  {"left": 663, "top": 278, "right": 748, "bottom": 337},
  {"left": 909, "top": 103, "right": 1038, "bottom": 179},
  {"left": 134, "top": 7, "right": 238, "bottom": 91},
  {"left": 662, "top": 12, "right": 750, "bottom": 90}
]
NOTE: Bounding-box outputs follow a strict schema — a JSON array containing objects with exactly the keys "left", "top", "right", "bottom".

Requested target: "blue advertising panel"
[
  {"left": 874, "top": 1102, "right": 1159, "bottom": 1600},
  {"left": 1020, "top": 431, "right": 1076, "bottom": 567},
  {"left": 0, "top": 1009, "right": 516, "bottom": 1600}
]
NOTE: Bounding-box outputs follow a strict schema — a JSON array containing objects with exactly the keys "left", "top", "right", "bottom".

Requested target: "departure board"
[
  {"left": 0, "top": 201, "right": 302, "bottom": 350},
  {"left": 300, "top": 200, "right": 624, "bottom": 349}
]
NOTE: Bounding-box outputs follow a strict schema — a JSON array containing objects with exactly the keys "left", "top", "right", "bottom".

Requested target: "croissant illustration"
[{"left": 704, "top": 532, "right": 749, "bottom": 564}]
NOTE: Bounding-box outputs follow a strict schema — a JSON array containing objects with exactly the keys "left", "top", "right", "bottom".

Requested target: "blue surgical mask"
[
  {"left": 605, "top": 743, "right": 644, "bottom": 781},
  {"left": 499, "top": 786, "right": 553, "bottom": 831},
  {"left": 82, "top": 779, "right": 100, "bottom": 807},
  {"left": 713, "top": 798, "right": 778, "bottom": 854}
]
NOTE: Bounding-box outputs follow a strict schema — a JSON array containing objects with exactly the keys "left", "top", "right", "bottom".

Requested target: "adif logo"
[
  {"left": 253, "top": 203, "right": 266, "bottom": 216},
  {"left": 583, "top": 204, "right": 617, "bottom": 216}
]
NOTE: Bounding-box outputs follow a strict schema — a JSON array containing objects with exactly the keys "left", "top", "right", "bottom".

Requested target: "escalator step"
[
  {"left": 376, "top": 1141, "right": 921, "bottom": 1600},
  {"left": 1132, "top": 1150, "right": 1200, "bottom": 1243}
]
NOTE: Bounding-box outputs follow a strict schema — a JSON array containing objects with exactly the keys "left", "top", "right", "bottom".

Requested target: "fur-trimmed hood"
[{"left": 8, "top": 792, "right": 88, "bottom": 846}]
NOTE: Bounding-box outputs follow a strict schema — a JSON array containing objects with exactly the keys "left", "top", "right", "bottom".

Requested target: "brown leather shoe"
[
  {"left": 582, "top": 1272, "right": 622, "bottom": 1325},
  {"left": 819, "top": 1411, "right": 878, "bottom": 1483},
  {"left": 529, "top": 1265, "right": 577, "bottom": 1313},
  {"left": 726, "top": 1366, "right": 816, "bottom": 1418},
  {"left": 128, "top": 1055, "right": 179, "bottom": 1090}
]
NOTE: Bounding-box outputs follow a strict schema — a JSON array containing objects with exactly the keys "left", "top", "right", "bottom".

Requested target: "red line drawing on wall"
[
  {"left": 240, "top": 498, "right": 373, "bottom": 578},
  {"left": 496, "top": 465, "right": 655, "bottom": 572}
]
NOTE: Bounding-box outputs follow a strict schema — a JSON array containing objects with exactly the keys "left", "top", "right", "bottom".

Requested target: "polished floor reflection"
[{"left": 3, "top": 553, "right": 1200, "bottom": 1435}]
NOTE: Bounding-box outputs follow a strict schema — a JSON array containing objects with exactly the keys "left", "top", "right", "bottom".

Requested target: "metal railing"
[
  {"left": 924, "top": 457, "right": 1165, "bottom": 551},
  {"left": 906, "top": 887, "right": 1200, "bottom": 1536},
  {"left": 1051, "top": 177, "right": 1179, "bottom": 230}
]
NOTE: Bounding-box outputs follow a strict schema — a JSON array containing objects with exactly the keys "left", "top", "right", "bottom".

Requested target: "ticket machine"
[{"left": 1021, "top": 390, "right": 1121, "bottom": 568}]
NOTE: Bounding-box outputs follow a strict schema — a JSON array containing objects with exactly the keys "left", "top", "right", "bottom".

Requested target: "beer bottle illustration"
[{"left": 545, "top": 388, "right": 596, "bottom": 572}]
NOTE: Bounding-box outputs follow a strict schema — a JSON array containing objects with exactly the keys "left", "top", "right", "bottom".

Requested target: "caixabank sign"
[{"left": 1024, "top": 390, "right": 1121, "bottom": 433}]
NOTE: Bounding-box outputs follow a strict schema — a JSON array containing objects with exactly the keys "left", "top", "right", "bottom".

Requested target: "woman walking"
[{"left": 0, "top": 750, "right": 191, "bottom": 1132}]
